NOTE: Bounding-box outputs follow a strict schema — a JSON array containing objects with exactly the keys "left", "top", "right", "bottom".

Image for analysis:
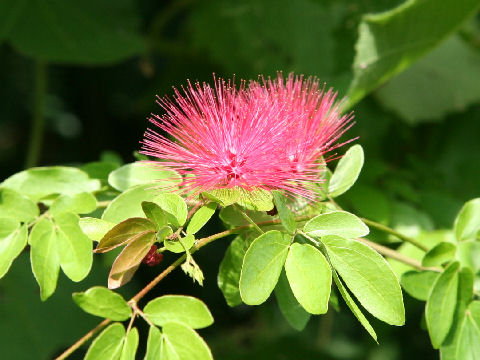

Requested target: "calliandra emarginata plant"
[{"left": 3, "top": 73, "right": 477, "bottom": 360}]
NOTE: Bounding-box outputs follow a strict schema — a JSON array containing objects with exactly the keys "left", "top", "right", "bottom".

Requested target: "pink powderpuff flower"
[{"left": 141, "top": 73, "right": 353, "bottom": 200}]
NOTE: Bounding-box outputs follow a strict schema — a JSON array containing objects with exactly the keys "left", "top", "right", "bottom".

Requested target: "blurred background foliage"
[{"left": 1, "top": 0, "right": 480, "bottom": 359}]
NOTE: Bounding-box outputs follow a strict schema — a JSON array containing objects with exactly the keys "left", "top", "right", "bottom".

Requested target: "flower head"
[{"left": 141, "top": 73, "right": 353, "bottom": 200}]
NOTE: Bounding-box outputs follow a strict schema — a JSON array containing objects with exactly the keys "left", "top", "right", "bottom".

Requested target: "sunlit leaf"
[
  {"left": 239, "top": 230, "right": 290, "bottom": 305},
  {"left": 426, "top": 261, "right": 460, "bottom": 348},
  {"left": 142, "top": 201, "right": 167, "bottom": 230},
  {"left": 400, "top": 270, "right": 439, "bottom": 301},
  {"left": 73, "top": 286, "right": 132, "bottom": 321},
  {"left": 108, "top": 162, "right": 181, "bottom": 192},
  {"left": 204, "top": 187, "right": 274, "bottom": 211},
  {"left": 155, "top": 193, "right": 188, "bottom": 227},
  {"left": 1, "top": 167, "right": 100, "bottom": 201},
  {"left": 79, "top": 217, "right": 115, "bottom": 242},
  {"left": 120, "top": 328, "right": 139, "bottom": 360},
  {"left": 284, "top": 243, "right": 331, "bottom": 314},
  {"left": 186, "top": 202, "right": 217, "bottom": 235},
  {"left": 422, "top": 241, "right": 456, "bottom": 267},
  {"left": 304, "top": 211, "right": 369, "bottom": 238},
  {"left": 84, "top": 323, "right": 125, "bottom": 360},
  {"left": 164, "top": 234, "right": 195, "bottom": 254},
  {"left": 0, "top": 188, "right": 39, "bottom": 222},
  {"left": 328, "top": 145, "right": 364, "bottom": 197},
  {"left": 0, "top": 219, "right": 27, "bottom": 278},
  {"left": 454, "top": 198, "right": 480, "bottom": 241},
  {"left": 162, "top": 322, "right": 213, "bottom": 360},
  {"left": 101, "top": 184, "right": 168, "bottom": 224},
  {"left": 54, "top": 212, "right": 93, "bottom": 282},
  {"left": 49, "top": 192, "right": 97, "bottom": 216},
  {"left": 143, "top": 295, "right": 214, "bottom": 329},
  {"left": 440, "top": 267, "right": 474, "bottom": 359},
  {"left": 321, "top": 235, "right": 404, "bottom": 326},
  {"left": 29, "top": 218, "right": 59, "bottom": 301}
]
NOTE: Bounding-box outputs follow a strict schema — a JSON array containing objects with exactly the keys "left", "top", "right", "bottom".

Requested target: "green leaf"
[
  {"left": 217, "top": 236, "right": 246, "bottom": 307},
  {"left": 29, "top": 218, "right": 59, "bottom": 301},
  {"left": 157, "top": 226, "right": 174, "bottom": 242},
  {"left": 422, "top": 241, "right": 456, "bottom": 267},
  {"left": 284, "top": 243, "right": 331, "bottom": 314},
  {"left": 0, "top": 188, "right": 39, "bottom": 222},
  {"left": 219, "top": 205, "right": 272, "bottom": 228},
  {"left": 54, "top": 212, "right": 92, "bottom": 282},
  {"left": 108, "top": 230, "right": 155, "bottom": 289},
  {"left": 272, "top": 191, "right": 296, "bottom": 234},
  {"left": 455, "top": 301, "right": 480, "bottom": 360},
  {"left": 346, "top": 0, "right": 480, "bottom": 107},
  {"left": 145, "top": 326, "right": 168, "bottom": 360},
  {"left": 304, "top": 211, "right": 369, "bottom": 238},
  {"left": 142, "top": 201, "right": 168, "bottom": 230},
  {"left": 457, "top": 241, "right": 480, "bottom": 273},
  {"left": 49, "top": 192, "right": 97, "bottom": 216},
  {"left": 239, "top": 230, "right": 290, "bottom": 305},
  {"left": 204, "top": 187, "right": 274, "bottom": 211},
  {"left": 274, "top": 269, "right": 311, "bottom": 331},
  {"left": 101, "top": 184, "right": 172, "bottom": 224},
  {"left": 164, "top": 234, "right": 195, "bottom": 254},
  {"left": 400, "top": 270, "right": 439, "bottom": 301},
  {"left": 328, "top": 145, "right": 364, "bottom": 197},
  {"left": 0, "top": 219, "right": 27, "bottom": 278},
  {"left": 440, "top": 267, "right": 474, "bottom": 359},
  {"left": 85, "top": 323, "right": 125, "bottom": 360},
  {"left": 108, "top": 162, "right": 181, "bottom": 192},
  {"left": 187, "top": 202, "right": 217, "bottom": 235},
  {"left": 426, "top": 261, "right": 460, "bottom": 348},
  {"left": 143, "top": 295, "right": 214, "bottom": 329},
  {"left": 79, "top": 217, "right": 115, "bottom": 242},
  {"left": 4, "top": 0, "right": 145, "bottom": 65},
  {"left": 332, "top": 270, "right": 377, "bottom": 342},
  {"left": 81, "top": 161, "right": 119, "bottom": 182},
  {"left": 120, "top": 328, "right": 139, "bottom": 360},
  {"left": 155, "top": 193, "right": 188, "bottom": 227},
  {"left": 321, "top": 235, "right": 405, "bottom": 326},
  {"left": 95, "top": 217, "right": 156, "bottom": 253},
  {"left": 72, "top": 286, "right": 132, "bottom": 321},
  {"left": 375, "top": 36, "right": 480, "bottom": 124},
  {"left": 1, "top": 166, "right": 100, "bottom": 201},
  {"left": 454, "top": 198, "right": 480, "bottom": 241},
  {"left": 162, "top": 322, "right": 213, "bottom": 360}
]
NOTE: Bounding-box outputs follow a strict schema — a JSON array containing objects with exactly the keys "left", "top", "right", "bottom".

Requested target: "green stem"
[
  {"left": 235, "top": 205, "right": 264, "bottom": 234},
  {"left": 25, "top": 60, "right": 48, "bottom": 168},
  {"left": 360, "top": 217, "right": 429, "bottom": 252}
]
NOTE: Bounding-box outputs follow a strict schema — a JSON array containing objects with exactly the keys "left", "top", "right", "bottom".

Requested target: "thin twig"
[
  {"left": 357, "top": 238, "right": 441, "bottom": 272},
  {"left": 360, "top": 218, "right": 429, "bottom": 252},
  {"left": 55, "top": 319, "right": 110, "bottom": 360},
  {"left": 234, "top": 205, "right": 264, "bottom": 234}
]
